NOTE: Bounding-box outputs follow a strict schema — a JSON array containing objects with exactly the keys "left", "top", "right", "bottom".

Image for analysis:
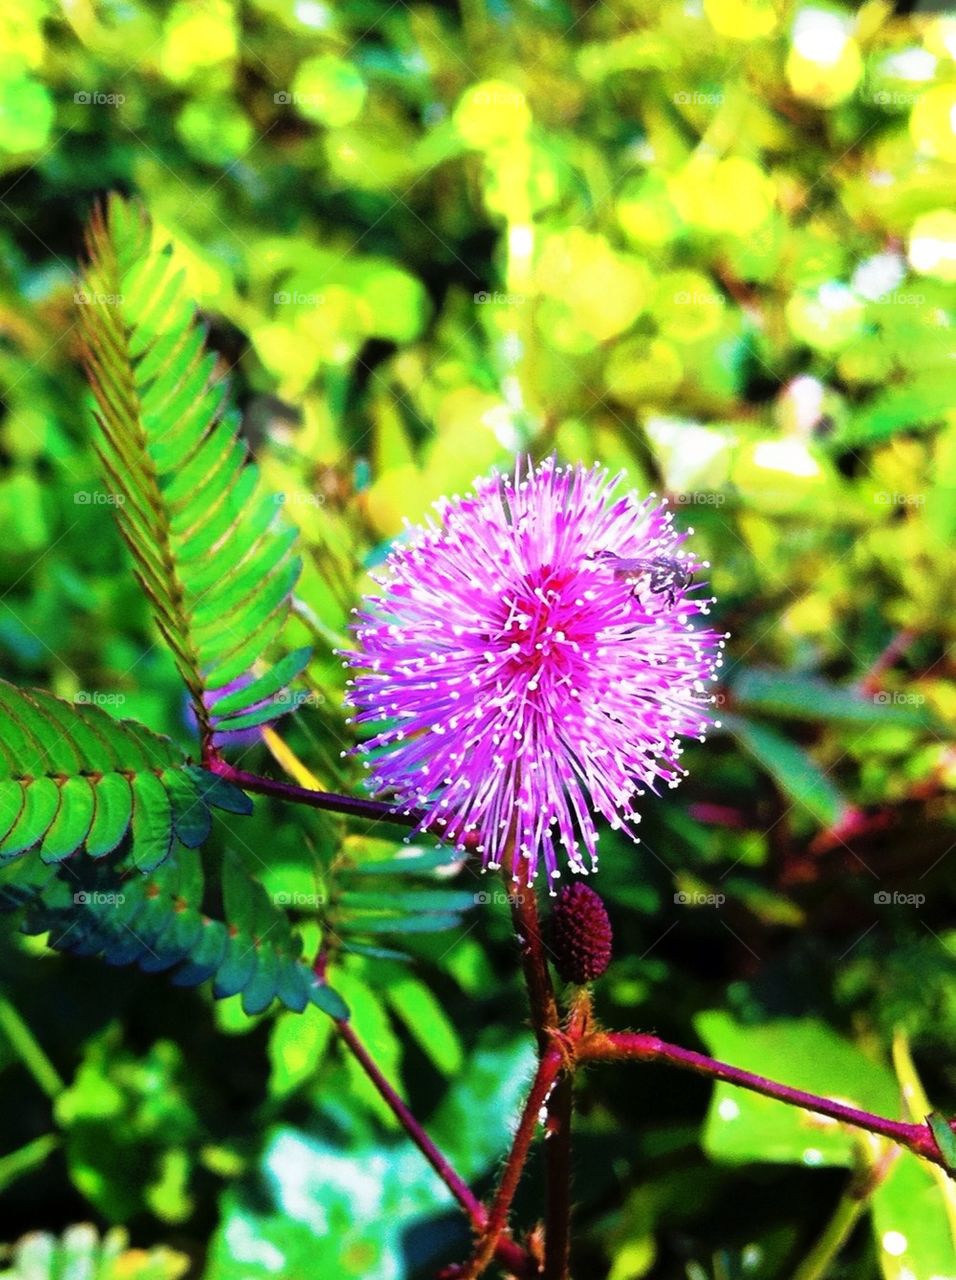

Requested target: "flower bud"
[{"left": 550, "top": 882, "right": 612, "bottom": 984}]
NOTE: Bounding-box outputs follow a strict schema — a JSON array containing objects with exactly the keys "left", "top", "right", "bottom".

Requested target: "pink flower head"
[{"left": 343, "top": 458, "right": 725, "bottom": 886}]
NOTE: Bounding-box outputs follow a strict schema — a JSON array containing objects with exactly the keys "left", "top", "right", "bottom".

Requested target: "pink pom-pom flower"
[{"left": 342, "top": 458, "right": 725, "bottom": 886}]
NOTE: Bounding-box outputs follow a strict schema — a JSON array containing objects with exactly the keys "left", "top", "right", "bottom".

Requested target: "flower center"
[{"left": 496, "top": 563, "right": 582, "bottom": 679}]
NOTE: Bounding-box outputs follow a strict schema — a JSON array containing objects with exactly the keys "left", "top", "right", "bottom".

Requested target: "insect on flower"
[
  {"left": 588, "top": 549, "right": 694, "bottom": 609},
  {"left": 342, "top": 457, "right": 727, "bottom": 887}
]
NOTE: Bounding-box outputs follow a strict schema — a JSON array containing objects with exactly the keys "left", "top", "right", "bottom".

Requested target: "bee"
[{"left": 589, "top": 550, "right": 693, "bottom": 608}]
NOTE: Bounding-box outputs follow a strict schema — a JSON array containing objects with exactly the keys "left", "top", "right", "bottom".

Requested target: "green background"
[{"left": 0, "top": 1, "right": 954, "bottom": 1277}]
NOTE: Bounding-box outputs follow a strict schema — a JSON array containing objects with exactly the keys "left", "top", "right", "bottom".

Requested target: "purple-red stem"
[
  {"left": 206, "top": 758, "right": 481, "bottom": 849},
  {"left": 505, "top": 855, "right": 574, "bottom": 1280},
  {"left": 215, "top": 762, "right": 955, "bottom": 1262},
  {"left": 505, "top": 855, "right": 560, "bottom": 1055},
  {"left": 859, "top": 628, "right": 918, "bottom": 695},
  {"left": 462, "top": 1046, "right": 565, "bottom": 1279},
  {"left": 208, "top": 758, "right": 421, "bottom": 827},
  {"left": 333, "top": 1015, "right": 534, "bottom": 1277},
  {"left": 543, "top": 1072, "right": 573, "bottom": 1280},
  {"left": 580, "top": 1031, "right": 955, "bottom": 1171},
  {"left": 334, "top": 1017, "right": 482, "bottom": 1222}
]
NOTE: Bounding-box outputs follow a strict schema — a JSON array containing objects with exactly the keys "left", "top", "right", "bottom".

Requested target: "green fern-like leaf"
[
  {"left": 0, "top": 680, "right": 250, "bottom": 871},
  {"left": 320, "top": 847, "right": 476, "bottom": 961},
  {"left": 78, "top": 196, "right": 309, "bottom": 747},
  {"left": 1, "top": 845, "right": 346, "bottom": 1018}
]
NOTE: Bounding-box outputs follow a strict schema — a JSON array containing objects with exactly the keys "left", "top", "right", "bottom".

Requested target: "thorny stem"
[
  {"left": 460, "top": 1047, "right": 565, "bottom": 1279},
  {"left": 580, "top": 1031, "right": 956, "bottom": 1172}
]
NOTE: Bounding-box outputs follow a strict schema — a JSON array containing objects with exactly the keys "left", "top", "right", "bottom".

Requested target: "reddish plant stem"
[
  {"left": 543, "top": 1072, "right": 573, "bottom": 1280},
  {"left": 542, "top": 998, "right": 591, "bottom": 1280},
  {"left": 333, "top": 1015, "right": 534, "bottom": 1277},
  {"left": 505, "top": 853, "right": 559, "bottom": 1054},
  {"left": 334, "top": 1018, "right": 484, "bottom": 1223},
  {"left": 504, "top": 854, "right": 575, "bottom": 1279},
  {"left": 580, "top": 1032, "right": 955, "bottom": 1170},
  {"left": 462, "top": 1046, "right": 565, "bottom": 1279},
  {"left": 859, "top": 628, "right": 918, "bottom": 695},
  {"left": 206, "top": 758, "right": 480, "bottom": 848}
]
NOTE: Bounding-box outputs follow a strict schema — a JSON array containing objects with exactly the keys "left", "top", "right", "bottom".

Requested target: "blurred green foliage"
[{"left": 0, "top": 0, "right": 954, "bottom": 1277}]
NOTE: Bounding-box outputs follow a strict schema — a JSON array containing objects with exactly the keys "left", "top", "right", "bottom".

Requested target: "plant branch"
[
  {"left": 543, "top": 996, "right": 590, "bottom": 1280},
  {"left": 543, "top": 1071, "right": 573, "bottom": 1280},
  {"left": 460, "top": 1045, "right": 565, "bottom": 1279},
  {"left": 504, "top": 853, "right": 559, "bottom": 1055},
  {"left": 792, "top": 1185, "right": 870, "bottom": 1280},
  {"left": 334, "top": 1017, "right": 484, "bottom": 1223},
  {"left": 206, "top": 758, "right": 480, "bottom": 848},
  {"left": 503, "top": 853, "right": 577, "bottom": 1279},
  {"left": 858, "top": 628, "right": 918, "bottom": 695},
  {"left": 316, "top": 962, "right": 533, "bottom": 1278},
  {"left": 579, "top": 1031, "right": 956, "bottom": 1171}
]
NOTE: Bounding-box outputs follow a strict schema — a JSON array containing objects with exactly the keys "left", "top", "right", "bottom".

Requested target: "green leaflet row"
[
  {"left": 0, "top": 847, "right": 348, "bottom": 1020},
  {"left": 0, "top": 679, "right": 250, "bottom": 871},
  {"left": 79, "top": 196, "right": 310, "bottom": 743}
]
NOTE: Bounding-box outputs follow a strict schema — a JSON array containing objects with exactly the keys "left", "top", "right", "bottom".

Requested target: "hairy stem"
[
  {"left": 462, "top": 1046, "right": 565, "bottom": 1279},
  {"left": 580, "top": 1031, "right": 956, "bottom": 1171}
]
